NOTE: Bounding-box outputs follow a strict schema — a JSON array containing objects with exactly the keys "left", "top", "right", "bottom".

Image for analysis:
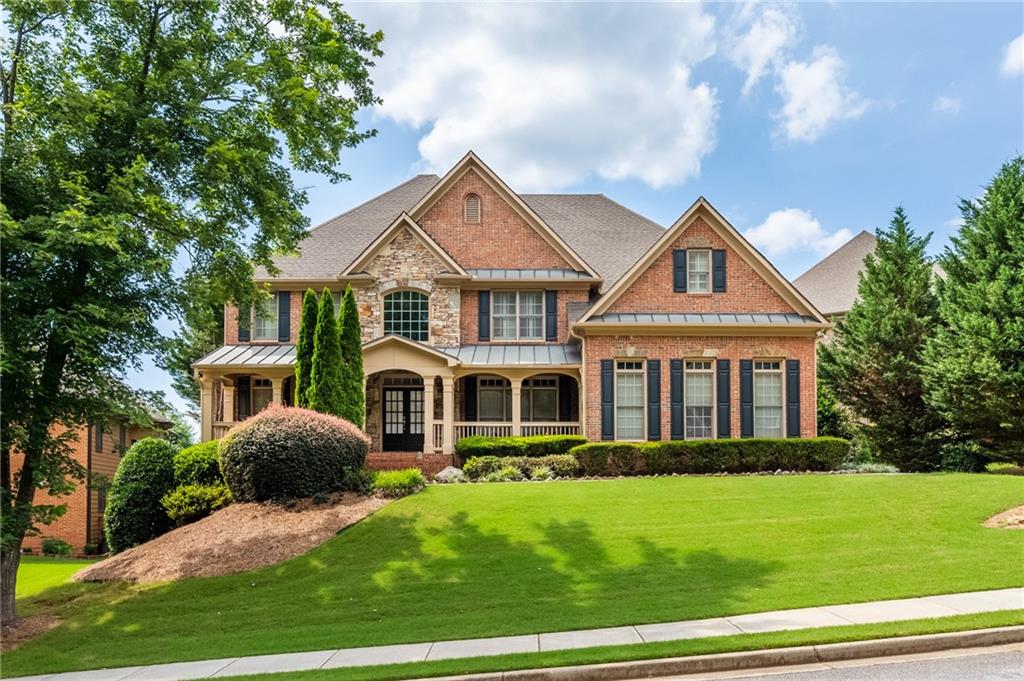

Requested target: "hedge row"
[
  {"left": 464, "top": 454, "right": 580, "bottom": 480},
  {"left": 569, "top": 438, "right": 850, "bottom": 476},
  {"left": 455, "top": 434, "right": 587, "bottom": 459}
]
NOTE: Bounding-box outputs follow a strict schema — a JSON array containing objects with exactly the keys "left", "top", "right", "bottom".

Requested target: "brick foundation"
[{"left": 366, "top": 452, "right": 457, "bottom": 477}]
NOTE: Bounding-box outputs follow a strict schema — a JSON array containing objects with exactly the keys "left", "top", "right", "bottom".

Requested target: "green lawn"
[
  {"left": 4, "top": 474, "right": 1022, "bottom": 677},
  {"left": 15, "top": 556, "right": 95, "bottom": 599}
]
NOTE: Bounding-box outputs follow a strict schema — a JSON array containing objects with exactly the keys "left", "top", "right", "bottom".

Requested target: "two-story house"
[{"left": 193, "top": 152, "right": 829, "bottom": 473}]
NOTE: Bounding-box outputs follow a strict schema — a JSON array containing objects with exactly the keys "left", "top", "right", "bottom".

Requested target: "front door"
[{"left": 383, "top": 388, "right": 425, "bottom": 451}]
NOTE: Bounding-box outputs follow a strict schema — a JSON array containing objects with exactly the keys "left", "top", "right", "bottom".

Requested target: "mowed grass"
[
  {"left": 15, "top": 557, "right": 95, "bottom": 599},
  {"left": 4, "top": 474, "right": 1023, "bottom": 676}
]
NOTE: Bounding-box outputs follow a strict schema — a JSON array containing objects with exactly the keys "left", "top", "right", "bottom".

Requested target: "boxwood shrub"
[
  {"left": 570, "top": 437, "right": 851, "bottom": 476},
  {"left": 173, "top": 440, "right": 222, "bottom": 486},
  {"left": 219, "top": 405, "right": 370, "bottom": 502},
  {"left": 104, "top": 438, "right": 177, "bottom": 553},
  {"left": 463, "top": 453, "right": 580, "bottom": 480},
  {"left": 455, "top": 434, "right": 587, "bottom": 459}
]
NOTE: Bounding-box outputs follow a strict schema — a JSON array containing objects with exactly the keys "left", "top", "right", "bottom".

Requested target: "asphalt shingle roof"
[{"left": 793, "top": 231, "right": 876, "bottom": 315}]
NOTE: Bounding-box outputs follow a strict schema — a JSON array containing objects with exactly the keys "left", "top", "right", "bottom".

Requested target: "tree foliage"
[
  {"left": 294, "top": 289, "right": 319, "bottom": 409},
  {"left": 819, "top": 208, "right": 946, "bottom": 471},
  {"left": 308, "top": 288, "right": 344, "bottom": 416},
  {"left": 816, "top": 380, "right": 854, "bottom": 441},
  {"left": 0, "top": 0, "right": 381, "bottom": 621},
  {"left": 338, "top": 285, "right": 365, "bottom": 427},
  {"left": 924, "top": 157, "right": 1024, "bottom": 463}
]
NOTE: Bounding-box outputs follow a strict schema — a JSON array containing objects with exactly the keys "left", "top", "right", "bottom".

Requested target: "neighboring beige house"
[
  {"left": 793, "top": 231, "right": 877, "bottom": 319},
  {"left": 193, "top": 152, "right": 830, "bottom": 474}
]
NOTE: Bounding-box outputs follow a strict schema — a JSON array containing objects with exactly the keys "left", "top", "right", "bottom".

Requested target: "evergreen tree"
[
  {"left": 924, "top": 157, "right": 1024, "bottom": 464},
  {"left": 816, "top": 380, "right": 854, "bottom": 440},
  {"left": 819, "top": 207, "right": 946, "bottom": 471},
  {"left": 308, "top": 288, "right": 344, "bottom": 416},
  {"left": 294, "top": 289, "right": 319, "bottom": 408},
  {"left": 337, "top": 285, "right": 366, "bottom": 427}
]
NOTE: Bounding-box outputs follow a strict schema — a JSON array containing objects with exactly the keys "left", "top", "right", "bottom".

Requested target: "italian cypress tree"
[
  {"left": 308, "top": 288, "right": 344, "bottom": 416},
  {"left": 924, "top": 157, "right": 1024, "bottom": 463},
  {"left": 293, "top": 289, "right": 319, "bottom": 408},
  {"left": 338, "top": 285, "right": 365, "bottom": 427},
  {"left": 819, "top": 207, "right": 946, "bottom": 471}
]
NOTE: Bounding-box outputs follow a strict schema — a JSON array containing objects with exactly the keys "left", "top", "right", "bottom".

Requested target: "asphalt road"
[{"left": 654, "top": 646, "right": 1024, "bottom": 680}]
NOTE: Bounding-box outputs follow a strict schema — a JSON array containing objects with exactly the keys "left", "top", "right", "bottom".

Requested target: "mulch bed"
[
  {"left": 984, "top": 505, "right": 1024, "bottom": 529},
  {"left": 1, "top": 615, "right": 60, "bottom": 652},
  {"left": 74, "top": 492, "right": 389, "bottom": 584}
]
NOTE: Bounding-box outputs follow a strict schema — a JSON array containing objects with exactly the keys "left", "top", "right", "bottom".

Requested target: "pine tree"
[
  {"left": 308, "top": 288, "right": 344, "bottom": 416},
  {"left": 819, "top": 207, "right": 946, "bottom": 471},
  {"left": 338, "top": 285, "right": 365, "bottom": 427},
  {"left": 293, "top": 289, "right": 319, "bottom": 408},
  {"left": 924, "top": 157, "right": 1024, "bottom": 463}
]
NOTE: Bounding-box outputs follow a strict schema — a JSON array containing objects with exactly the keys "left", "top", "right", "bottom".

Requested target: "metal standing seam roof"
[
  {"left": 442, "top": 344, "right": 582, "bottom": 366},
  {"left": 585, "top": 312, "right": 821, "bottom": 325},
  {"left": 467, "top": 268, "right": 595, "bottom": 280},
  {"left": 195, "top": 344, "right": 297, "bottom": 367}
]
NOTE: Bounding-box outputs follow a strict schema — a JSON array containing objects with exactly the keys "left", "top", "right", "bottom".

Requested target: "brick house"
[
  {"left": 194, "top": 152, "right": 829, "bottom": 473},
  {"left": 16, "top": 417, "right": 171, "bottom": 556}
]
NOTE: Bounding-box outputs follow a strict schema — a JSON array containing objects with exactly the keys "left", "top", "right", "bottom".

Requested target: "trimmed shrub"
[
  {"left": 372, "top": 468, "right": 426, "bottom": 498},
  {"left": 343, "top": 467, "right": 376, "bottom": 495},
  {"left": 220, "top": 405, "right": 369, "bottom": 502},
  {"left": 173, "top": 440, "right": 222, "bottom": 486},
  {"left": 455, "top": 434, "right": 587, "bottom": 459},
  {"left": 41, "top": 538, "right": 72, "bottom": 557},
  {"left": 570, "top": 438, "right": 850, "bottom": 477},
  {"left": 104, "top": 438, "right": 177, "bottom": 553},
  {"left": 162, "top": 484, "right": 233, "bottom": 525},
  {"left": 483, "top": 465, "right": 523, "bottom": 482},
  {"left": 463, "top": 455, "right": 501, "bottom": 480},
  {"left": 463, "top": 454, "right": 579, "bottom": 480}
]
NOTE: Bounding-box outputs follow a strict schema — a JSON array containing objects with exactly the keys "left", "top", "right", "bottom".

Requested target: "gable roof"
[
  {"left": 407, "top": 152, "right": 600, "bottom": 278},
  {"left": 794, "top": 231, "right": 876, "bottom": 315},
  {"left": 343, "top": 212, "right": 468, "bottom": 277},
  {"left": 578, "top": 197, "right": 829, "bottom": 325}
]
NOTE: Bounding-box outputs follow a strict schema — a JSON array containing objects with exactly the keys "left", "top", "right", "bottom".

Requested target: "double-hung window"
[
  {"left": 252, "top": 295, "right": 278, "bottom": 341},
  {"left": 684, "top": 360, "right": 714, "bottom": 439},
  {"left": 492, "top": 291, "right": 543, "bottom": 341},
  {"left": 615, "top": 361, "right": 645, "bottom": 440},
  {"left": 687, "top": 250, "right": 710, "bottom": 293},
  {"left": 753, "top": 360, "right": 784, "bottom": 438}
]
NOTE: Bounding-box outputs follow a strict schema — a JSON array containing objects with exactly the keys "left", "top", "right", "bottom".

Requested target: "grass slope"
[
  {"left": 15, "top": 557, "right": 95, "bottom": 599},
  {"left": 4, "top": 474, "right": 1023, "bottom": 676}
]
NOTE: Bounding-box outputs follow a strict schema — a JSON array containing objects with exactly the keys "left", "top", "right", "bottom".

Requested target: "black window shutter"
[
  {"left": 237, "top": 305, "right": 250, "bottom": 342},
  {"left": 118, "top": 425, "right": 126, "bottom": 452},
  {"left": 557, "top": 374, "right": 573, "bottom": 422},
  {"left": 478, "top": 291, "right": 490, "bottom": 341},
  {"left": 672, "top": 249, "right": 687, "bottom": 292},
  {"left": 600, "top": 359, "right": 614, "bottom": 441},
  {"left": 277, "top": 292, "right": 291, "bottom": 342},
  {"left": 236, "top": 376, "right": 251, "bottom": 420},
  {"left": 786, "top": 359, "right": 801, "bottom": 438},
  {"left": 647, "top": 359, "right": 661, "bottom": 440},
  {"left": 740, "top": 359, "right": 754, "bottom": 438},
  {"left": 94, "top": 422, "right": 103, "bottom": 453},
  {"left": 464, "top": 377, "right": 477, "bottom": 421},
  {"left": 712, "top": 249, "right": 727, "bottom": 292},
  {"left": 545, "top": 290, "right": 558, "bottom": 341},
  {"left": 670, "top": 359, "right": 684, "bottom": 440},
  {"left": 717, "top": 359, "right": 731, "bottom": 438}
]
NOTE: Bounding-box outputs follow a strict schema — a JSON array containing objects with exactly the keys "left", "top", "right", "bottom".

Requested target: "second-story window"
[
  {"left": 384, "top": 290, "right": 429, "bottom": 341},
  {"left": 493, "top": 291, "right": 543, "bottom": 341},
  {"left": 687, "top": 250, "right": 710, "bottom": 292},
  {"left": 252, "top": 295, "right": 278, "bottom": 341}
]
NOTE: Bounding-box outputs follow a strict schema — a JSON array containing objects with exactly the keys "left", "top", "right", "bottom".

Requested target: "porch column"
[
  {"left": 511, "top": 377, "right": 523, "bottom": 437},
  {"left": 271, "top": 376, "right": 284, "bottom": 406},
  {"left": 577, "top": 376, "right": 584, "bottom": 431},
  {"left": 221, "top": 379, "right": 236, "bottom": 423},
  {"left": 199, "top": 373, "right": 214, "bottom": 442},
  {"left": 442, "top": 377, "right": 455, "bottom": 456},
  {"left": 422, "top": 376, "right": 435, "bottom": 454}
]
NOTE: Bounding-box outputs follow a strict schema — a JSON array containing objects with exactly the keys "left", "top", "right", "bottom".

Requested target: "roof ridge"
[
  {"left": 305, "top": 174, "right": 440, "bottom": 236},
  {"left": 794, "top": 230, "right": 876, "bottom": 282}
]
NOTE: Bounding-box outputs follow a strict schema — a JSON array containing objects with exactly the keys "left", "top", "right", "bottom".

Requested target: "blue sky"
[{"left": 134, "top": 2, "right": 1024, "bottom": 422}]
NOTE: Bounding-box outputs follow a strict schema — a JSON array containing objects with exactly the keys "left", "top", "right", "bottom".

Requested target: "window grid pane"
[
  {"left": 753, "top": 370, "right": 783, "bottom": 438},
  {"left": 384, "top": 291, "right": 429, "bottom": 341},
  {"left": 253, "top": 296, "right": 278, "bottom": 340},
  {"left": 616, "top": 370, "right": 644, "bottom": 440},
  {"left": 685, "top": 369, "right": 713, "bottom": 439},
  {"left": 688, "top": 250, "right": 710, "bottom": 293}
]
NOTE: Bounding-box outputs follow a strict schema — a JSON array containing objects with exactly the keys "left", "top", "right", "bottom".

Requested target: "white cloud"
[
  {"left": 1002, "top": 33, "right": 1024, "bottom": 76},
  {"left": 932, "top": 96, "right": 961, "bottom": 114},
  {"left": 725, "top": 3, "right": 800, "bottom": 95},
  {"left": 743, "top": 208, "right": 853, "bottom": 257},
  {"left": 349, "top": 3, "right": 719, "bottom": 191},
  {"left": 774, "top": 46, "right": 868, "bottom": 143}
]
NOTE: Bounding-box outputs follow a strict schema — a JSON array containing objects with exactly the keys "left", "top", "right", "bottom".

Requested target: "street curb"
[{"left": 422, "top": 625, "right": 1024, "bottom": 681}]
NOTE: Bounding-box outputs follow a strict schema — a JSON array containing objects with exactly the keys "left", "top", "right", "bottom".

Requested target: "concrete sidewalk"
[{"left": 9, "top": 587, "right": 1023, "bottom": 681}]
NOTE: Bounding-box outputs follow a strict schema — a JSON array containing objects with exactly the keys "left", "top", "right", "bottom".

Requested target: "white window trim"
[
  {"left": 684, "top": 359, "right": 716, "bottom": 440},
  {"left": 491, "top": 290, "right": 545, "bottom": 341},
  {"left": 252, "top": 294, "right": 279, "bottom": 341},
  {"left": 752, "top": 359, "right": 786, "bottom": 439},
  {"left": 381, "top": 288, "right": 431, "bottom": 342},
  {"left": 614, "top": 359, "right": 646, "bottom": 441},
  {"left": 687, "top": 249, "right": 711, "bottom": 293}
]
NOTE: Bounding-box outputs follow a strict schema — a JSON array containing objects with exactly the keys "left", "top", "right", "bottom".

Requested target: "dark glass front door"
[{"left": 383, "top": 388, "right": 424, "bottom": 451}]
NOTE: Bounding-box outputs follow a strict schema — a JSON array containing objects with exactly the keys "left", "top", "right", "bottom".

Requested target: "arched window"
[
  {"left": 464, "top": 193, "right": 481, "bottom": 223},
  {"left": 383, "top": 290, "right": 429, "bottom": 341}
]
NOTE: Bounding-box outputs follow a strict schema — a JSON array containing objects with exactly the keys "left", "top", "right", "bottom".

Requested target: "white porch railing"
[
  {"left": 454, "top": 422, "right": 513, "bottom": 439},
  {"left": 433, "top": 423, "right": 444, "bottom": 451},
  {"left": 521, "top": 422, "right": 582, "bottom": 436},
  {"left": 212, "top": 421, "right": 233, "bottom": 440}
]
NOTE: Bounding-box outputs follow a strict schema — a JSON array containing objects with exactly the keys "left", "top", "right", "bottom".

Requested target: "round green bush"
[
  {"left": 219, "top": 405, "right": 370, "bottom": 502},
  {"left": 173, "top": 440, "right": 222, "bottom": 486},
  {"left": 104, "top": 437, "right": 177, "bottom": 553}
]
